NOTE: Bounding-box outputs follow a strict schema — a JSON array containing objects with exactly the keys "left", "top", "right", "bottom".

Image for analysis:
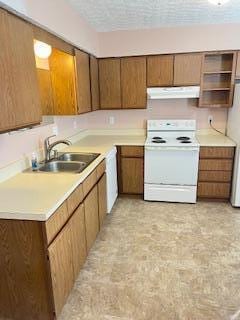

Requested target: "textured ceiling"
[{"left": 67, "top": 0, "right": 240, "bottom": 32}]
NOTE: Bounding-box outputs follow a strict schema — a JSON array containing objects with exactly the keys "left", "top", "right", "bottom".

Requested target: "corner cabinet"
[{"left": 0, "top": 9, "right": 41, "bottom": 132}]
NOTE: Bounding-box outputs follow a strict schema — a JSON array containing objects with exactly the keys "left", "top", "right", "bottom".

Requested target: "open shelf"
[
  {"left": 202, "top": 73, "right": 232, "bottom": 90},
  {"left": 200, "top": 90, "right": 230, "bottom": 107},
  {"left": 204, "top": 53, "right": 234, "bottom": 73},
  {"left": 203, "top": 71, "right": 232, "bottom": 74},
  {"left": 202, "top": 88, "right": 231, "bottom": 92}
]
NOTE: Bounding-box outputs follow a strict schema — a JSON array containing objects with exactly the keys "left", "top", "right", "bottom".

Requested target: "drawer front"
[
  {"left": 45, "top": 201, "right": 70, "bottom": 245},
  {"left": 82, "top": 169, "right": 97, "bottom": 197},
  {"left": 199, "top": 159, "right": 233, "bottom": 171},
  {"left": 200, "top": 147, "right": 234, "bottom": 159},
  {"left": 96, "top": 160, "right": 106, "bottom": 180},
  {"left": 198, "top": 182, "right": 231, "bottom": 199},
  {"left": 67, "top": 184, "right": 84, "bottom": 214},
  {"left": 121, "top": 146, "right": 144, "bottom": 158},
  {"left": 198, "top": 170, "right": 232, "bottom": 183}
]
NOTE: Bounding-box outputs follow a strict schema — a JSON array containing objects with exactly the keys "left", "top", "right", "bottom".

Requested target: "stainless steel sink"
[
  {"left": 38, "top": 161, "right": 87, "bottom": 173},
  {"left": 58, "top": 152, "right": 99, "bottom": 163}
]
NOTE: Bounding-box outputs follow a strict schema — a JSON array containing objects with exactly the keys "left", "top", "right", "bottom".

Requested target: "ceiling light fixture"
[
  {"left": 34, "top": 40, "right": 52, "bottom": 59},
  {"left": 208, "top": 0, "right": 230, "bottom": 5}
]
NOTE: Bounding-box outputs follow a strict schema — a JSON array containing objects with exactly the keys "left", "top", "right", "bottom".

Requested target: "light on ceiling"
[
  {"left": 208, "top": 0, "right": 230, "bottom": 5},
  {"left": 34, "top": 40, "right": 52, "bottom": 59}
]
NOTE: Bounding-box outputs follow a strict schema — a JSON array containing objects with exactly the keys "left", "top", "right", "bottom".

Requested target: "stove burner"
[
  {"left": 152, "top": 137, "right": 163, "bottom": 140},
  {"left": 153, "top": 140, "right": 166, "bottom": 144},
  {"left": 181, "top": 140, "right": 192, "bottom": 144},
  {"left": 177, "top": 136, "right": 191, "bottom": 141}
]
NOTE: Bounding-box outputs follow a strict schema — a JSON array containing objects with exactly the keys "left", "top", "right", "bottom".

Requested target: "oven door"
[{"left": 144, "top": 146, "right": 199, "bottom": 186}]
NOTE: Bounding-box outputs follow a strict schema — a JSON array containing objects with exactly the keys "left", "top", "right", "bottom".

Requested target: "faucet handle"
[{"left": 45, "top": 134, "right": 56, "bottom": 146}]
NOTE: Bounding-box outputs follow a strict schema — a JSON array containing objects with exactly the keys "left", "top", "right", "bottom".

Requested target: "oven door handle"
[{"left": 145, "top": 146, "right": 200, "bottom": 151}]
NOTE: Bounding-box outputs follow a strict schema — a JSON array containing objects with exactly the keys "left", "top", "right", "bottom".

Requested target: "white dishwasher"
[{"left": 106, "top": 147, "right": 118, "bottom": 213}]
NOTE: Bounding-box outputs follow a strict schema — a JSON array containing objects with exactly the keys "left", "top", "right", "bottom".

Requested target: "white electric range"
[{"left": 144, "top": 120, "right": 200, "bottom": 203}]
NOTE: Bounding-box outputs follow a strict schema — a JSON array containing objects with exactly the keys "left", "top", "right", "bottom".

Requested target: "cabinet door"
[
  {"left": 121, "top": 56, "right": 147, "bottom": 109},
  {"left": 99, "top": 58, "right": 121, "bottom": 109},
  {"left": 98, "top": 173, "right": 107, "bottom": 228},
  {"left": 84, "top": 185, "right": 99, "bottom": 252},
  {"left": 90, "top": 55, "right": 100, "bottom": 111},
  {"left": 121, "top": 158, "right": 144, "bottom": 194},
  {"left": 75, "top": 49, "right": 92, "bottom": 114},
  {"left": 49, "top": 48, "right": 77, "bottom": 115},
  {"left": 147, "top": 55, "right": 174, "bottom": 87},
  {"left": 174, "top": 53, "right": 203, "bottom": 86},
  {"left": 69, "top": 204, "right": 87, "bottom": 279},
  {"left": 0, "top": 9, "right": 41, "bottom": 132},
  {"left": 236, "top": 52, "right": 240, "bottom": 79},
  {"left": 37, "top": 69, "right": 54, "bottom": 115},
  {"left": 48, "top": 221, "right": 74, "bottom": 317}
]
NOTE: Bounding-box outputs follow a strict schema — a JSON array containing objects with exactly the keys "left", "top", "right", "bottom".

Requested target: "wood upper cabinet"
[
  {"left": 37, "top": 69, "right": 54, "bottom": 115},
  {"left": 147, "top": 55, "right": 174, "bottom": 87},
  {"left": 84, "top": 185, "right": 99, "bottom": 252},
  {"left": 90, "top": 55, "right": 100, "bottom": 111},
  {"left": 99, "top": 58, "right": 121, "bottom": 109},
  {"left": 235, "top": 52, "right": 240, "bottom": 79},
  {"left": 75, "top": 49, "right": 92, "bottom": 114},
  {"left": 98, "top": 173, "right": 107, "bottom": 228},
  {"left": 174, "top": 53, "right": 203, "bottom": 86},
  {"left": 0, "top": 9, "right": 41, "bottom": 132},
  {"left": 48, "top": 48, "right": 77, "bottom": 115},
  {"left": 121, "top": 56, "right": 147, "bottom": 109}
]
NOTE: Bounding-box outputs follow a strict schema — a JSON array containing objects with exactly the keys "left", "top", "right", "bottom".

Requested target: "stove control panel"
[{"left": 147, "top": 120, "right": 196, "bottom": 131}]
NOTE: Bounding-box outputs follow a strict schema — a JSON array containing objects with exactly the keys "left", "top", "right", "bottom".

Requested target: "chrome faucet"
[{"left": 44, "top": 135, "right": 72, "bottom": 161}]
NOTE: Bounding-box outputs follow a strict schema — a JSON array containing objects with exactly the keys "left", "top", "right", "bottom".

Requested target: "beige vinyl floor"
[{"left": 59, "top": 198, "right": 240, "bottom": 320}]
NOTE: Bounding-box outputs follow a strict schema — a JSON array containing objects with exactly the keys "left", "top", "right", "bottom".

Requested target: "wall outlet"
[
  {"left": 52, "top": 126, "right": 58, "bottom": 135},
  {"left": 109, "top": 116, "right": 115, "bottom": 125},
  {"left": 208, "top": 115, "right": 213, "bottom": 124},
  {"left": 73, "top": 120, "right": 77, "bottom": 129}
]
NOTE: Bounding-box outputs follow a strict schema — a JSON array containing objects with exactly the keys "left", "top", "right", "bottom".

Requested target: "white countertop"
[
  {"left": 196, "top": 129, "right": 236, "bottom": 147},
  {"left": 0, "top": 130, "right": 235, "bottom": 221},
  {"left": 0, "top": 134, "right": 145, "bottom": 221}
]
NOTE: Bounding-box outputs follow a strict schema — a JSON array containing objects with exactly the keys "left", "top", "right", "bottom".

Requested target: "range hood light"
[{"left": 34, "top": 40, "right": 52, "bottom": 59}]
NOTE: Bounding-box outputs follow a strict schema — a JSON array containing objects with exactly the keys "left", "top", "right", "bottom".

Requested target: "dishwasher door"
[{"left": 106, "top": 147, "right": 118, "bottom": 213}]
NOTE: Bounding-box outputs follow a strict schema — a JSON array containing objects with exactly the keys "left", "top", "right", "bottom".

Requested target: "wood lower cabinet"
[
  {"left": 0, "top": 160, "right": 107, "bottom": 320},
  {"left": 84, "top": 185, "right": 99, "bottom": 252},
  {"left": 174, "top": 53, "right": 203, "bottom": 86},
  {"left": 118, "top": 146, "right": 144, "bottom": 195},
  {"left": 197, "top": 146, "right": 235, "bottom": 200},
  {"left": 0, "top": 9, "right": 42, "bottom": 132},
  {"left": 75, "top": 49, "right": 92, "bottom": 114},
  {"left": 147, "top": 54, "right": 174, "bottom": 87},
  {"left": 121, "top": 56, "right": 147, "bottom": 109},
  {"left": 98, "top": 173, "right": 107, "bottom": 228},
  {"left": 99, "top": 58, "right": 121, "bottom": 109},
  {"left": 48, "top": 219, "right": 74, "bottom": 317}
]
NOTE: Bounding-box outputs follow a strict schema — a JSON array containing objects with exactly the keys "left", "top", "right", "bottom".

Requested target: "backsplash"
[
  {"left": 85, "top": 99, "right": 228, "bottom": 131},
  {"left": 0, "top": 99, "right": 228, "bottom": 169}
]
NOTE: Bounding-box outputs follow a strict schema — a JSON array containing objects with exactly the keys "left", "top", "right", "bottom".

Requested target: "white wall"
[
  {"left": 0, "top": 0, "right": 99, "bottom": 55},
  {"left": 99, "top": 23, "right": 240, "bottom": 57}
]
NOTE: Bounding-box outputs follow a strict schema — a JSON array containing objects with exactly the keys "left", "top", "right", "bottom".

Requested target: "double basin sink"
[{"left": 37, "top": 152, "right": 100, "bottom": 174}]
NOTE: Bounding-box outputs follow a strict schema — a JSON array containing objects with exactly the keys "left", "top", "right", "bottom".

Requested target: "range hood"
[{"left": 147, "top": 86, "right": 200, "bottom": 100}]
